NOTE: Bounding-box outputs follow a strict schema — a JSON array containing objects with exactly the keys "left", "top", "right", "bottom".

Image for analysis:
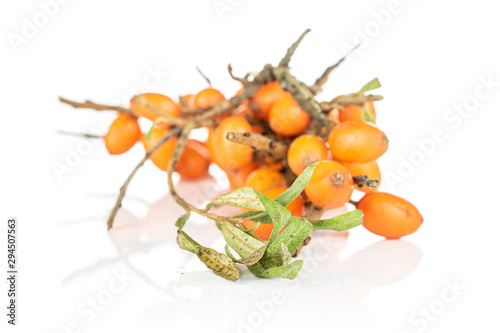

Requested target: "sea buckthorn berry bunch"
[{"left": 60, "top": 30, "right": 423, "bottom": 282}]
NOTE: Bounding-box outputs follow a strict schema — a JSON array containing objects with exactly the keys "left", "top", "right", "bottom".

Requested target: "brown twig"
[
  {"left": 352, "top": 175, "right": 380, "bottom": 189},
  {"left": 106, "top": 127, "right": 182, "bottom": 230},
  {"left": 319, "top": 94, "right": 383, "bottom": 111},
  {"left": 56, "top": 130, "right": 102, "bottom": 139},
  {"left": 196, "top": 66, "right": 212, "bottom": 86},
  {"left": 59, "top": 97, "right": 136, "bottom": 118},
  {"left": 228, "top": 64, "right": 248, "bottom": 85},
  {"left": 226, "top": 131, "right": 288, "bottom": 159},
  {"left": 279, "top": 29, "right": 311, "bottom": 67},
  {"left": 309, "top": 44, "right": 360, "bottom": 94}
]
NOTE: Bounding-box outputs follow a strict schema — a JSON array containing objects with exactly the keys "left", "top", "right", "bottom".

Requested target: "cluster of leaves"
[{"left": 176, "top": 163, "right": 363, "bottom": 282}]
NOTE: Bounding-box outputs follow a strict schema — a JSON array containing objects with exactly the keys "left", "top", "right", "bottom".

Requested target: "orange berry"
[
  {"left": 242, "top": 187, "right": 304, "bottom": 241},
  {"left": 249, "top": 81, "right": 290, "bottom": 120},
  {"left": 206, "top": 127, "right": 219, "bottom": 164},
  {"left": 175, "top": 139, "right": 211, "bottom": 180},
  {"left": 342, "top": 160, "right": 381, "bottom": 192},
  {"left": 338, "top": 102, "right": 376, "bottom": 123},
  {"left": 269, "top": 96, "right": 311, "bottom": 136},
  {"left": 358, "top": 192, "right": 423, "bottom": 238},
  {"left": 104, "top": 114, "right": 141, "bottom": 155},
  {"left": 178, "top": 94, "right": 195, "bottom": 108},
  {"left": 194, "top": 88, "right": 225, "bottom": 110},
  {"left": 328, "top": 120, "right": 388, "bottom": 163},
  {"left": 142, "top": 127, "right": 178, "bottom": 171},
  {"left": 226, "top": 162, "right": 258, "bottom": 189},
  {"left": 304, "top": 161, "right": 354, "bottom": 209},
  {"left": 244, "top": 168, "right": 287, "bottom": 194},
  {"left": 287, "top": 135, "right": 329, "bottom": 176},
  {"left": 328, "top": 108, "right": 340, "bottom": 123},
  {"left": 130, "top": 93, "right": 180, "bottom": 122},
  {"left": 214, "top": 116, "right": 254, "bottom": 172}
]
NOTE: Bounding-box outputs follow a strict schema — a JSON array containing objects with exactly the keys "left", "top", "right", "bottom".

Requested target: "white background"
[{"left": 1, "top": 0, "right": 500, "bottom": 332}]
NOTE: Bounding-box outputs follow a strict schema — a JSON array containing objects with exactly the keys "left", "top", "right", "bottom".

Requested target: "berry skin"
[
  {"left": 244, "top": 168, "right": 287, "bottom": 194},
  {"left": 178, "top": 94, "right": 195, "bottom": 109},
  {"left": 194, "top": 88, "right": 225, "bottom": 110},
  {"left": 142, "top": 127, "right": 178, "bottom": 171},
  {"left": 342, "top": 160, "right": 381, "bottom": 192},
  {"left": 269, "top": 96, "right": 311, "bottom": 137},
  {"left": 242, "top": 187, "right": 304, "bottom": 241},
  {"left": 304, "top": 160, "right": 354, "bottom": 209},
  {"left": 358, "top": 192, "right": 423, "bottom": 238},
  {"left": 104, "top": 114, "right": 141, "bottom": 155},
  {"left": 130, "top": 93, "right": 180, "bottom": 121},
  {"left": 214, "top": 116, "right": 254, "bottom": 172},
  {"left": 288, "top": 135, "right": 329, "bottom": 176},
  {"left": 226, "top": 162, "right": 258, "bottom": 189},
  {"left": 174, "top": 140, "right": 211, "bottom": 180},
  {"left": 328, "top": 120, "right": 388, "bottom": 163},
  {"left": 249, "top": 81, "right": 291, "bottom": 120},
  {"left": 338, "top": 102, "right": 376, "bottom": 123}
]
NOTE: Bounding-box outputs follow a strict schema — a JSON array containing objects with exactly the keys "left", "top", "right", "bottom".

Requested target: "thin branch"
[
  {"left": 319, "top": 94, "right": 383, "bottom": 111},
  {"left": 131, "top": 95, "right": 189, "bottom": 127},
  {"left": 228, "top": 64, "right": 247, "bottom": 84},
  {"left": 293, "top": 204, "right": 325, "bottom": 257},
  {"left": 309, "top": 44, "right": 360, "bottom": 94},
  {"left": 196, "top": 66, "right": 212, "bottom": 86},
  {"left": 226, "top": 131, "right": 288, "bottom": 159},
  {"left": 57, "top": 130, "right": 102, "bottom": 139},
  {"left": 59, "top": 97, "right": 136, "bottom": 117},
  {"left": 107, "top": 127, "right": 182, "bottom": 230},
  {"left": 279, "top": 29, "right": 311, "bottom": 67}
]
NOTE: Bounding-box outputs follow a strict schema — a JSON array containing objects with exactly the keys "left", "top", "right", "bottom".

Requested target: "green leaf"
[
  {"left": 362, "top": 106, "right": 376, "bottom": 124},
  {"left": 221, "top": 220, "right": 265, "bottom": 258},
  {"left": 243, "top": 222, "right": 261, "bottom": 232},
  {"left": 358, "top": 78, "right": 381, "bottom": 94},
  {"left": 253, "top": 190, "right": 291, "bottom": 246},
  {"left": 176, "top": 230, "right": 201, "bottom": 254},
  {"left": 211, "top": 187, "right": 265, "bottom": 211},
  {"left": 144, "top": 124, "right": 154, "bottom": 140},
  {"left": 224, "top": 244, "right": 241, "bottom": 263},
  {"left": 240, "top": 245, "right": 267, "bottom": 265},
  {"left": 234, "top": 211, "right": 273, "bottom": 224},
  {"left": 196, "top": 247, "right": 239, "bottom": 282},
  {"left": 309, "top": 209, "right": 363, "bottom": 231},
  {"left": 260, "top": 260, "right": 304, "bottom": 279},
  {"left": 275, "top": 162, "right": 318, "bottom": 207},
  {"left": 279, "top": 243, "right": 292, "bottom": 265},
  {"left": 266, "top": 217, "right": 313, "bottom": 255},
  {"left": 175, "top": 212, "right": 190, "bottom": 229}
]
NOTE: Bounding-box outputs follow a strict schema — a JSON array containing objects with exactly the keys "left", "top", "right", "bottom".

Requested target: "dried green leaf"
[
  {"left": 240, "top": 245, "right": 267, "bottom": 265},
  {"left": 267, "top": 217, "right": 313, "bottom": 255},
  {"left": 196, "top": 247, "right": 239, "bottom": 282},
  {"left": 279, "top": 243, "right": 292, "bottom": 265},
  {"left": 309, "top": 209, "right": 363, "bottom": 231},
  {"left": 224, "top": 244, "right": 241, "bottom": 263},
  {"left": 176, "top": 230, "right": 201, "bottom": 254},
  {"left": 221, "top": 220, "right": 265, "bottom": 258},
  {"left": 359, "top": 78, "right": 381, "bottom": 94},
  {"left": 144, "top": 124, "right": 154, "bottom": 140},
  {"left": 253, "top": 190, "right": 291, "bottom": 245},
  {"left": 260, "top": 260, "right": 304, "bottom": 280},
  {"left": 275, "top": 162, "right": 318, "bottom": 207},
  {"left": 362, "top": 107, "right": 376, "bottom": 124},
  {"left": 211, "top": 187, "right": 265, "bottom": 211},
  {"left": 175, "top": 212, "right": 190, "bottom": 229}
]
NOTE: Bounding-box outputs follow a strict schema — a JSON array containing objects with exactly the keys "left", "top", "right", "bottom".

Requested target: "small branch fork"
[
  {"left": 60, "top": 29, "right": 376, "bottom": 231},
  {"left": 352, "top": 175, "right": 379, "bottom": 189}
]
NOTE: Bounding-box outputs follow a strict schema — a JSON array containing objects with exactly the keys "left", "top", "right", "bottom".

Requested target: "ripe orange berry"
[
  {"left": 249, "top": 81, "right": 290, "bottom": 120},
  {"left": 130, "top": 93, "right": 180, "bottom": 122},
  {"left": 194, "top": 88, "right": 225, "bottom": 110},
  {"left": 304, "top": 161, "right": 354, "bottom": 209},
  {"left": 174, "top": 140, "right": 211, "bottom": 180},
  {"left": 226, "top": 162, "right": 258, "bottom": 189},
  {"left": 328, "top": 108, "right": 340, "bottom": 123},
  {"left": 328, "top": 120, "right": 388, "bottom": 163},
  {"left": 142, "top": 127, "right": 178, "bottom": 171},
  {"left": 269, "top": 96, "right": 311, "bottom": 136},
  {"left": 242, "top": 187, "right": 304, "bottom": 241},
  {"left": 244, "top": 168, "right": 287, "bottom": 194},
  {"left": 103, "top": 114, "right": 141, "bottom": 155},
  {"left": 338, "top": 102, "right": 376, "bottom": 123},
  {"left": 214, "top": 116, "right": 254, "bottom": 172},
  {"left": 342, "top": 160, "right": 381, "bottom": 192},
  {"left": 178, "top": 94, "right": 195, "bottom": 108},
  {"left": 288, "top": 135, "right": 329, "bottom": 176},
  {"left": 358, "top": 192, "right": 423, "bottom": 238}
]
